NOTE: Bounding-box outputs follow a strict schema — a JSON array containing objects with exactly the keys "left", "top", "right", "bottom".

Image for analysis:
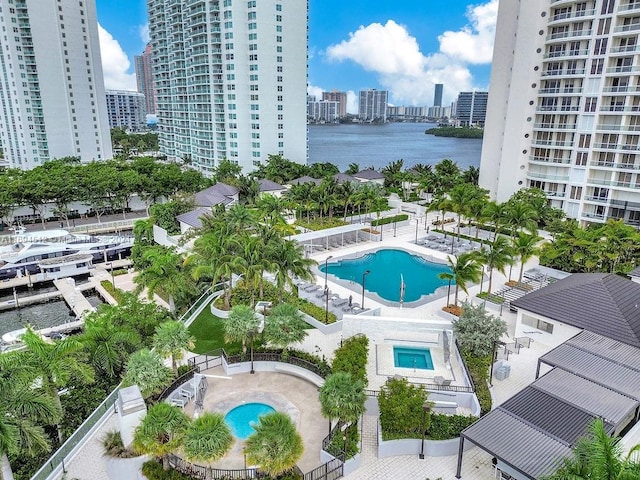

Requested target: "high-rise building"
[
  {"left": 135, "top": 43, "right": 156, "bottom": 115},
  {"left": 105, "top": 90, "right": 147, "bottom": 132},
  {"left": 434, "top": 83, "right": 444, "bottom": 107},
  {"left": 455, "top": 91, "right": 488, "bottom": 127},
  {"left": 358, "top": 89, "right": 388, "bottom": 122},
  {"left": 480, "top": 0, "right": 640, "bottom": 226},
  {"left": 307, "top": 97, "right": 340, "bottom": 123},
  {"left": 147, "top": 0, "right": 308, "bottom": 174},
  {"left": 0, "top": 0, "right": 112, "bottom": 170},
  {"left": 322, "top": 90, "right": 347, "bottom": 117}
]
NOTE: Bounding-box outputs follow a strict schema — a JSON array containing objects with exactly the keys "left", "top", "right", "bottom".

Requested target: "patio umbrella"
[{"left": 399, "top": 274, "right": 406, "bottom": 305}]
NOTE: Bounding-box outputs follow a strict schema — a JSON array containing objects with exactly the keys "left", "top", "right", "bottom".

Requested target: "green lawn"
[{"left": 188, "top": 307, "right": 245, "bottom": 354}]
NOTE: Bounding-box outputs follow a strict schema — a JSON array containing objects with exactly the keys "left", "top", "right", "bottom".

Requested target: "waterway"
[{"left": 308, "top": 122, "right": 483, "bottom": 172}]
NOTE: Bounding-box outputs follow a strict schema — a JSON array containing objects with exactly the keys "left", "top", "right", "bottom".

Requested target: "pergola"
[{"left": 290, "top": 223, "right": 369, "bottom": 254}]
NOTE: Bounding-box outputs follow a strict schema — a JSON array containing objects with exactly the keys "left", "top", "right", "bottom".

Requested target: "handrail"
[
  {"left": 30, "top": 384, "right": 122, "bottom": 480},
  {"left": 154, "top": 367, "right": 199, "bottom": 403},
  {"left": 222, "top": 350, "right": 330, "bottom": 378}
]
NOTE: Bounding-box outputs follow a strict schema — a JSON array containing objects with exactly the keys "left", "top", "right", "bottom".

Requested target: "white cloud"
[
  {"left": 139, "top": 24, "right": 150, "bottom": 44},
  {"left": 98, "top": 24, "right": 137, "bottom": 91},
  {"left": 346, "top": 91, "right": 357, "bottom": 114},
  {"left": 438, "top": 0, "right": 498, "bottom": 64},
  {"left": 307, "top": 84, "right": 324, "bottom": 100},
  {"left": 323, "top": 0, "right": 498, "bottom": 106}
]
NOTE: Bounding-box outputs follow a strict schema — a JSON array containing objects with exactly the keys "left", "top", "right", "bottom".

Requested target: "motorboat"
[{"left": 0, "top": 228, "right": 133, "bottom": 280}]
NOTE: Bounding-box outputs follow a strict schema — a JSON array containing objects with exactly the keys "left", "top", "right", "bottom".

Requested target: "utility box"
[
  {"left": 117, "top": 385, "right": 147, "bottom": 448},
  {"left": 495, "top": 364, "right": 511, "bottom": 381}
]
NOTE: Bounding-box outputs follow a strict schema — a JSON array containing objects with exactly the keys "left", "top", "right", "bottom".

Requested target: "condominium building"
[
  {"left": 105, "top": 90, "right": 147, "bottom": 131},
  {"left": 455, "top": 91, "right": 488, "bottom": 127},
  {"left": 434, "top": 83, "right": 444, "bottom": 107},
  {"left": 359, "top": 89, "right": 388, "bottom": 122},
  {"left": 307, "top": 96, "right": 340, "bottom": 123},
  {"left": 322, "top": 90, "right": 347, "bottom": 117},
  {"left": 135, "top": 43, "right": 156, "bottom": 115},
  {"left": 480, "top": 0, "right": 640, "bottom": 226},
  {"left": 0, "top": 0, "right": 112, "bottom": 170},
  {"left": 146, "top": 0, "right": 308, "bottom": 174}
]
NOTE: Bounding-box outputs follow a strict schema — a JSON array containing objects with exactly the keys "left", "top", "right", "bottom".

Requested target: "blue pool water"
[
  {"left": 319, "top": 249, "right": 454, "bottom": 303},
  {"left": 224, "top": 403, "right": 275, "bottom": 439},
  {"left": 393, "top": 346, "right": 434, "bottom": 370}
]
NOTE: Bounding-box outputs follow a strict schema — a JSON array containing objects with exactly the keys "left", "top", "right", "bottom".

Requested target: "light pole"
[
  {"left": 324, "top": 285, "right": 330, "bottom": 324},
  {"left": 419, "top": 402, "right": 431, "bottom": 459},
  {"left": 106, "top": 262, "right": 114, "bottom": 288},
  {"left": 324, "top": 255, "right": 333, "bottom": 290},
  {"left": 361, "top": 270, "right": 371, "bottom": 309}
]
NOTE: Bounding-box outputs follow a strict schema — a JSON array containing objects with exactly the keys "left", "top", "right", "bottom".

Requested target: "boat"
[{"left": 0, "top": 229, "right": 133, "bottom": 280}]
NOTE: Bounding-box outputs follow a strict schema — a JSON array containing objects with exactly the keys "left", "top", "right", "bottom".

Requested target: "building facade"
[
  {"left": 480, "top": 0, "right": 640, "bottom": 226},
  {"left": 105, "top": 90, "right": 147, "bottom": 131},
  {"left": 322, "top": 90, "right": 347, "bottom": 117},
  {"left": 135, "top": 43, "right": 156, "bottom": 115},
  {"left": 0, "top": 0, "right": 112, "bottom": 170},
  {"left": 146, "top": 0, "right": 308, "bottom": 174},
  {"left": 307, "top": 96, "right": 340, "bottom": 123},
  {"left": 358, "top": 89, "right": 388, "bottom": 122},
  {"left": 455, "top": 91, "right": 488, "bottom": 126},
  {"left": 433, "top": 83, "right": 444, "bottom": 107}
]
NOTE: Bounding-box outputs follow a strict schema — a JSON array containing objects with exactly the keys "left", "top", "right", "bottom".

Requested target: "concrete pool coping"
[{"left": 316, "top": 245, "right": 455, "bottom": 308}]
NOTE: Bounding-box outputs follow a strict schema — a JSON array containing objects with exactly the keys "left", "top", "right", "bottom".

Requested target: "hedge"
[
  {"left": 462, "top": 353, "right": 492, "bottom": 415},
  {"left": 427, "top": 414, "right": 477, "bottom": 440},
  {"left": 295, "top": 298, "right": 337, "bottom": 324},
  {"left": 371, "top": 213, "right": 409, "bottom": 227},
  {"left": 332, "top": 335, "right": 369, "bottom": 386},
  {"left": 142, "top": 460, "right": 196, "bottom": 480}
]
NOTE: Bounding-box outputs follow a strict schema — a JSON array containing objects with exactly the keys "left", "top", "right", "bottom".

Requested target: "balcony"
[
  {"left": 613, "top": 24, "right": 640, "bottom": 33},
  {"left": 533, "top": 123, "right": 577, "bottom": 130},
  {"left": 582, "top": 212, "right": 606, "bottom": 220},
  {"left": 529, "top": 155, "right": 571, "bottom": 164},
  {"left": 527, "top": 172, "right": 570, "bottom": 181},
  {"left": 605, "top": 66, "right": 640, "bottom": 74},
  {"left": 536, "top": 105, "right": 580, "bottom": 112},
  {"left": 609, "top": 44, "right": 640, "bottom": 53},
  {"left": 544, "top": 191, "right": 567, "bottom": 198},
  {"left": 530, "top": 140, "right": 575, "bottom": 148},
  {"left": 602, "top": 85, "right": 640, "bottom": 93},
  {"left": 543, "top": 48, "right": 589, "bottom": 59},
  {"left": 584, "top": 195, "right": 609, "bottom": 202},
  {"left": 596, "top": 124, "right": 640, "bottom": 131},
  {"left": 546, "top": 29, "right": 592, "bottom": 41},
  {"left": 618, "top": 2, "right": 640, "bottom": 13},
  {"left": 590, "top": 160, "right": 640, "bottom": 170},
  {"left": 587, "top": 178, "right": 638, "bottom": 188},
  {"left": 549, "top": 9, "right": 595, "bottom": 23},
  {"left": 538, "top": 87, "right": 583, "bottom": 94},
  {"left": 541, "top": 68, "right": 586, "bottom": 77},
  {"left": 600, "top": 105, "right": 640, "bottom": 112}
]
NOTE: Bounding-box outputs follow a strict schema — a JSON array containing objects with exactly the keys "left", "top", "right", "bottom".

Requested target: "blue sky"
[{"left": 95, "top": 0, "right": 496, "bottom": 111}]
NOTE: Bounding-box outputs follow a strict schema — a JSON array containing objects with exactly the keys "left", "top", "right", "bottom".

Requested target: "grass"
[{"left": 188, "top": 307, "right": 245, "bottom": 354}]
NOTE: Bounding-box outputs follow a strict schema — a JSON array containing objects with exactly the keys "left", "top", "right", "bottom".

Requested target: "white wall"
[{"left": 514, "top": 309, "right": 582, "bottom": 348}]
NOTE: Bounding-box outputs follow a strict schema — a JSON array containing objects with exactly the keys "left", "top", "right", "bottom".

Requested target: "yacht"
[{"left": 0, "top": 228, "right": 133, "bottom": 280}]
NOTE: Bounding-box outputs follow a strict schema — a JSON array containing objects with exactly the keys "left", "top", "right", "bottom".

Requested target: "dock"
[{"left": 52, "top": 279, "right": 95, "bottom": 318}]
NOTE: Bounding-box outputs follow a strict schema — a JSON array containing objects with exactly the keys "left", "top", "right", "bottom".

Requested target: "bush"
[
  {"left": 332, "top": 335, "right": 369, "bottom": 385},
  {"left": 326, "top": 422, "right": 360, "bottom": 459},
  {"left": 453, "top": 302, "right": 507, "bottom": 357},
  {"left": 427, "top": 414, "right": 477, "bottom": 440},
  {"left": 102, "top": 430, "right": 139, "bottom": 458},
  {"left": 296, "top": 217, "right": 348, "bottom": 231},
  {"left": 227, "top": 280, "right": 286, "bottom": 308},
  {"left": 371, "top": 214, "right": 409, "bottom": 227},
  {"left": 463, "top": 353, "right": 492, "bottom": 415},
  {"left": 100, "top": 280, "right": 124, "bottom": 302},
  {"left": 142, "top": 460, "right": 197, "bottom": 480},
  {"left": 378, "top": 377, "right": 429, "bottom": 441},
  {"left": 254, "top": 348, "right": 332, "bottom": 377},
  {"left": 294, "top": 298, "right": 337, "bottom": 324}
]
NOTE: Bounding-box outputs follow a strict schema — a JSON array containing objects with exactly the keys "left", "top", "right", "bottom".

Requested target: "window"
[
  {"left": 522, "top": 314, "right": 554, "bottom": 334},
  {"left": 276, "top": 4, "right": 282, "bottom": 11},
  {"left": 575, "top": 152, "right": 588, "bottom": 166},
  {"left": 247, "top": 0, "right": 256, "bottom": 6},
  {"left": 578, "top": 134, "right": 591, "bottom": 148},
  {"left": 249, "top": 33, "right": 257, "bottom": 40},
  {"left": 584, "top": 97, "right": 597, "bottom": 112},
  {"left": 248, "top": 12, "right": 256, "bottom": 20},
  {"left": 570, "top": 186, "right": 582, "bottom": 200},
  {"left": 590, "top": 58, "right": 604, "bottom": 75}
]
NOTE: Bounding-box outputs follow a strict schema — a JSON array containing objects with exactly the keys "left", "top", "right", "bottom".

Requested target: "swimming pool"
[
  {"left": 393, "top": 346, "right": 434, "bottom": 370},
  {"left": 319, "top": 249, "right": 454, "bottom": 303},
  {"left": 224, "top": 403, "right": 275, "bottom": 439}
]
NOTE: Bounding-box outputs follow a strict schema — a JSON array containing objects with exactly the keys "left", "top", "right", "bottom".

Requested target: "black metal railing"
[
  {"left": 303, "top": 457, "right": 344, "bottom": 480},
  {"left": 188, "top": 349, "right": 223, "bottom": 370},
  {"left": 168, "top": 453, "right": 260, "bottom": 479},
  {"left": 155, "top": 367, "right": 199, "bottom": 403},
  {"left": 222, "top": 350, "right": 330, "bottom": 379}
]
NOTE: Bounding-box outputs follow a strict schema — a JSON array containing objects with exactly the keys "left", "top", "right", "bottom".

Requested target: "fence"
[
  {"left": 188, "top": 349, "right": 224, "bottom": 370},
  {"left": 67, "top": 217, "right": 146, "bottom": 235},
  {"left": 304, "top": 457, "right": 344, "bottom": 480},
  {"left": 30, "top": 385, "right": 121, "bottom": 480},
  {"left": 168, "top": 453, "right": 260, "bottom": 479},
  {"left": 154, "top": 367, "right": 199, "bottom": 403},
  {"left": 222, "top": 350, "right": 330, "bottom": 379}
]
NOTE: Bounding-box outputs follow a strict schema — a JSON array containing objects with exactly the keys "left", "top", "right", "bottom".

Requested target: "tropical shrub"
[
  {"left": 452, "top": 302, "right": 507, "bottom": 357},
  {"left": 294, "top": 298, "right": 337, "bottom": 324},
  {"left": 102, "top": 430, "right": 138, "bottom": 458},
  {"left": 141, "top": 460, "right": 196, "bottom": 480},
  {"left": 326, "top": 422, "right": 360, "bottom": 459},
  {"left": 462, "top": 353, "right": 492, "bottom": 415},
  {"left": 296, "top": 217, "right": 348, "bottom": 230},
  {"left": 427, "top": 414, "right": 477, "bottom": 440},
  {"left": 331, "top": 335, "right": 369, "bottom": 386},
  {"left": 378, "top": 377, "right": 429, "bottom": 441}
]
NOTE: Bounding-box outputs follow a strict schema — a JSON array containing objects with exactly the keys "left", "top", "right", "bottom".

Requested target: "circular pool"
[{"left": 224, "top": 402, "right": 275, "bottom": 439}]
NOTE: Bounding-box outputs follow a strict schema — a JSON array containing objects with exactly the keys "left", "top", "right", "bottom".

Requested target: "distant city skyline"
[{"left": 94, "top": 0, "right": 497, "bottom": 112}]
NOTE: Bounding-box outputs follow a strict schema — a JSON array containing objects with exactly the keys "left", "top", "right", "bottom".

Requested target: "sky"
[{"left": 95, "top": 0, "right": 497, "bottom": 113}]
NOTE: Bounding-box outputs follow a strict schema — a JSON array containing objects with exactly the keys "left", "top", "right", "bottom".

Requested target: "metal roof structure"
[
  {"left": 176, "top": 207, "right": 213, "bottom": 229},
  {"left": 532, "top": 368, "right": 638, "bottom": 430},
  {"left": 457, "top": 331, "right": 640, "bottom": 479},
  {"left": 460, "top": 409, "right": 572, "bottom": 479},
  {"left": 257, "top": 178, "right": 285, "bottom": 192},
  {"left": 511, "top": 273, "right": 640, "bottom": 347}
]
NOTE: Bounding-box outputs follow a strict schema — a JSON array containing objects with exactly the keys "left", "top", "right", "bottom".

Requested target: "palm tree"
[
  {"left": 504, "top": 201, "right": 539, "bottom": 238},
  {"left": 545, "top": 418, "right": 640, "bottom": 480},
  {"left": 225, "top": 305, "right": 260, "bottom": 355},
  {"left": 345, "top": 163, "right": 360, "bottom": 175},
  {"left": 437, "top": 272, "right": 454, "bottom": 307},
  {"left": 448, "top": 184, "right": 476, "bottom": 235},
  {"left": 80, "top": 314, "right": 141, "bottom": 378},
  {"left": 244, "top": 412, "right": 304, "bottom": 477},
  {"left": 256, "top": 194, "right": 287, "bottom": 226},
  {"left": 134, "top": 247, "right": 188, "bottom": 314},
  {"left": 133, "top": 403, "right": 190, "bottom": 470},
  {"left": 479, "top": 236, "right": 514, "bottom": 294},
  {"left": 182, "top": 412, "right": 233, "bottom": 463},
  {"left": 153, "top": 320, "right": 195, "bottom": 376},
  {"left": 512, "top": 233, "right": 542, "bottom": 283},
  {"left": 483, "top": 201, "right": 506, "bottom": 241},
  {"left": 122, "top": 349, "right": 174, "bottom": 399},
  {"left": 448, "top": 252, "right": 483, "bottom": 306},
  {"left": 225, "top": 204, "right": 256, "bottom": 232},
  {"left": 319, "top": 371, "right": 366, "bottom": 435},
  {"left": 267, "top": 238, "right": 315, "bottom": 301},
  {"left": 340, "top": 180, "right": 358, "bottom": 221},
  {"left": 0, "top": 353, "right": 62, "bottom": 480},
  {"left": 263, "top": 303, "right": 308, "bottom": 356},
  {"left": 21, "top": 327, "right": 94, "bottom": 443}
]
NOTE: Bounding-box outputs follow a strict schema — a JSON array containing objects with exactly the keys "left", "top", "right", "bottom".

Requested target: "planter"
[{"left": 105, "top": 455, "right": 148, "bottom": 480}]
